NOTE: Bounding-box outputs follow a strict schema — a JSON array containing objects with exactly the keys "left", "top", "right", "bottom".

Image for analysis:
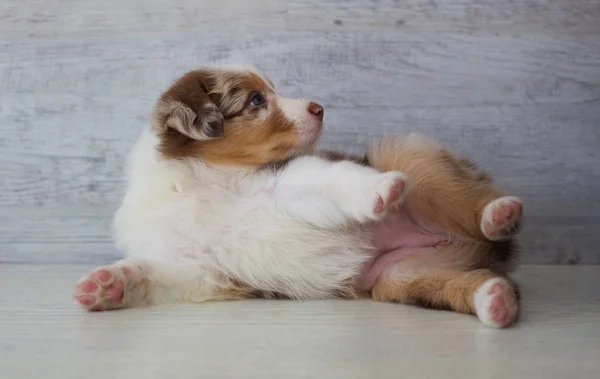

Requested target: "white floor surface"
[{"left": 1, "top": 264, "right": 599, "bottom": 379}]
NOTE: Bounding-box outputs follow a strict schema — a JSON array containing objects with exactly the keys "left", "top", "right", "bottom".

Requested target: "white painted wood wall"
[{"left": 1, "top": 0, "right": 599, "bottom": 263}]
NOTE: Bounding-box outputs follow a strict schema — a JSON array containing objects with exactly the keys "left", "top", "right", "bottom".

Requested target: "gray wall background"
[{"left": 1, "top": 0, "right": 599, "bottom": 264}]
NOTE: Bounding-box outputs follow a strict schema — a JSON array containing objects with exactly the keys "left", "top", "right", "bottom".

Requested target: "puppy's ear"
[
  {"left": 152, "top": 71, "right": 224, "bottom": 140},
  {"left": 155, "top": 98, "right": 223, "bottom": 140}
]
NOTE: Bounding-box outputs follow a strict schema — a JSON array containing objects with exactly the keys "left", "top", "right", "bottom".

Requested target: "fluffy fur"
[{"left": 73, "top": 66, "right": 523, "bottom": 328}]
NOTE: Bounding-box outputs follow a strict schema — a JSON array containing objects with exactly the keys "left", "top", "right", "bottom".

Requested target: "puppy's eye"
[{"left": 249, "top": 93, "right": 265, "bottom": 106}]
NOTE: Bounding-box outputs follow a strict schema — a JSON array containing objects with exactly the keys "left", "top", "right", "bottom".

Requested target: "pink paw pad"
[
  {"left": 94, "top": 269, "right": 113, "bottom": 284},
  {"left": 488, "top": 284, "right": 508, "bottom": 324},
  {"left": 475, "top": 278, "right": 519, "bottom": 328},
  {"left": 73, "top": 265, "right": 137, "bottom": 311},
  {"left": 79, "top": 280, "right": 98, "bottom": 293},
  {"left": 481, "top": 197, "right": 523, "bottom": 241}
]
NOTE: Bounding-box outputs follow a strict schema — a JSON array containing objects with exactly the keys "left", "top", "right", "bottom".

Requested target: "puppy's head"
[{"left": 152, "top": 66, "right": 324, "bottom": 165}]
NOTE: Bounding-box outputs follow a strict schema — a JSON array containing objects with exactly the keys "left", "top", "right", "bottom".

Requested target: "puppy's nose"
[{"left": 308, "top": 102, "right": 324, "bottom": 121}]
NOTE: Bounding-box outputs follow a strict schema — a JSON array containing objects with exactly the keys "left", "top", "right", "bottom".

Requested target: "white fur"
[
  {"left": 75, "top": 65, "right": 405, "bottom": 309},
  {"left": 103, "top": 128, "right": 408, "bottom": 306},
  {"left": 276, "top": 96, "right": 322, "bottom": 145}
]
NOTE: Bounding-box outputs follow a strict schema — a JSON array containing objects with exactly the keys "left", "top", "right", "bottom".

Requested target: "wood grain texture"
[
  {"left": 0, "top": 264, "right": 599, "bottom": 379},
  {"left": 1, "top": 0, "right": 599, "bottom": 263},
  {"left": 0, "top": 0, "right": 288, "bottom": 33},
  {"left": 3, "top": 1, "right": 599, "bottom": 32},
  {"left": 289, "top": 0, "right": 600, "bottom": 32}
]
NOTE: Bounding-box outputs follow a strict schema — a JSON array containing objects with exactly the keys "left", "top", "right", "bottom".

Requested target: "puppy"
[{"left": 73, "top": 66, "right": 523, "bottom": 328}]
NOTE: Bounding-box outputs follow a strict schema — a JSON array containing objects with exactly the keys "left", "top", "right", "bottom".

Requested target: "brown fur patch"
[
  {"left": 215, "top": 277, "right": 290, "bottom": 300},
  {"left": 195, "top": 106, "right": 297, "bottom": 165},
  {"left": 154, "top": 68, "right": 299, "bottom": 165},
  {"left": 367, "top": 133, "right": 505, "bottom": 242},
  {"left": 372, "top": 264, "right": 498, "bottom": 315}
]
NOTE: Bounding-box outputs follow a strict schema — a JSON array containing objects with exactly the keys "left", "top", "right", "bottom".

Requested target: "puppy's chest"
[{"left": 163, "top": 181, "right": 279, "bottom": 259}]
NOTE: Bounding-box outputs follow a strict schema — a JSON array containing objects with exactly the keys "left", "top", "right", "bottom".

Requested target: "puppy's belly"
[{"left": 356, "top": 205, "right": 451, "bottom": 290}]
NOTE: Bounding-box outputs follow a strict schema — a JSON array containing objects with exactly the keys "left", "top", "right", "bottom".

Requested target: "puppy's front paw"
[
  {"left": 360, "top": 172, "right": 408, "bottom": 221},
  {"left": 73, "top": 261, "right": 146, "bottom": 311}
]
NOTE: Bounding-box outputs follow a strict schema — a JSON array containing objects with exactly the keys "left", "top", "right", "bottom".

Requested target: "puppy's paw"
[
  {"left": 474, "top": 277, "right": 519, "bottom": 328},
  {"left": 480, "top": 196, "right": 523, "bottom": 241},
  {"left": 73, "top": 261, "right": 146, "bottom": 311},
  {"left": 360, "top": 171, "right": 408, "bottom": 221}
]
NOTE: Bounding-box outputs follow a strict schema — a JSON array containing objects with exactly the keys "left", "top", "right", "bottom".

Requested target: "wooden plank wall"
[{"left": 1, "top": 0, "right": 599, "bottom": 264}]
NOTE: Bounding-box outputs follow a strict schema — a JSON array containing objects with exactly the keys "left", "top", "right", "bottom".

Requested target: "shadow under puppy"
[{"left": 73, "top": 66, "right": 523, "bottom": 328}]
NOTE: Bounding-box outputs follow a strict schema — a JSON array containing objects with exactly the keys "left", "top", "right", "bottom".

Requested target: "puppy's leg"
[
  {"left": 372, "top": 257, "right": 519, "bottom": 328},
  {"left": 73, "top": 259, "right": 250, "bottom": 311},
  {"left": 368, "top": 134, "right": 523, "bottom": 241},
  {"left": 276, "top": 157, "right": 408, "bottom": 228}
]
